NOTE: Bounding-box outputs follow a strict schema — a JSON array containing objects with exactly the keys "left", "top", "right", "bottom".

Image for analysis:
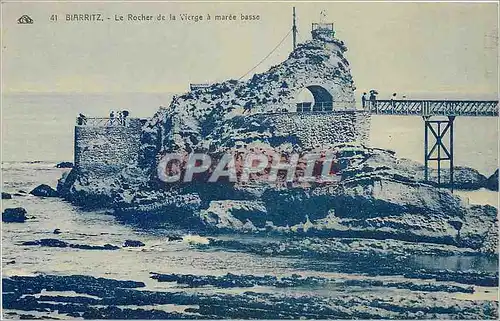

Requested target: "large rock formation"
[
  {"left": 59, "top": 27, "right": 498, "bottom": 255},
  {"left": 139, "top": 26, "right": 357, "bottom": 168}
]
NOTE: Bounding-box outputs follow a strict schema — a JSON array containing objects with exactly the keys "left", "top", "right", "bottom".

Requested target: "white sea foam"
[{"left": 182, "top": 234, "right": 210, "bottom": 245}]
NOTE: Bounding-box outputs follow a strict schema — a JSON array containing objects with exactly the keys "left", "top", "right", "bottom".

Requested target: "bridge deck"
[{"left": 367, "top": 100, "right": 498, "bottom": 117}]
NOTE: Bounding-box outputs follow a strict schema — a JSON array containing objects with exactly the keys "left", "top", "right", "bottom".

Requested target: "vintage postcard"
[{"left": 1, "top": 0, "right": 499, "bottom": 319}]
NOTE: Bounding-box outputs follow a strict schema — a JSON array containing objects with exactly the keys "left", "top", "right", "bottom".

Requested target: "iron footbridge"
[
  {"left": 368, "top": 99, "right": 498, "bottom": 117},
  {"left": 368, "top": 99, "right": 498, "bottom": 191}
]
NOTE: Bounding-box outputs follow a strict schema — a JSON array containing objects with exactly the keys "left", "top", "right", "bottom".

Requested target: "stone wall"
[
  {"left": 253, "top": 111, "right": 371, "bottom": 149},
  {"left": 74, "top": 119, "right": 144, "bottom": 178},
  {"left": 75, "top": 112, "right": 370, "bottom": 179},
  {"left": 355, "top": 111, "right": 371, "bottom": 145}
]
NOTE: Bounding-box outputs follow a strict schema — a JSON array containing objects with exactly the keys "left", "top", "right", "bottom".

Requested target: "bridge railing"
[{"left": 368, "top": 100, "right": 499, "bottom": 116}]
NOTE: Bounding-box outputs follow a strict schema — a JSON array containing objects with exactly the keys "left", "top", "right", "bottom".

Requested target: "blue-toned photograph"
[{"left": 1, "top": 1, "right": 499, "bottom": 319}]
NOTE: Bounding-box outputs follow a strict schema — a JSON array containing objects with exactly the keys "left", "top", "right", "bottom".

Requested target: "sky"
[{"left": 2, "top": 1, "right": 499, "bottom": 98}]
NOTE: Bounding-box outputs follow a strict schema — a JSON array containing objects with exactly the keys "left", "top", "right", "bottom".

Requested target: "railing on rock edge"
[{"left": 75, "top": 117, "right": 149, "bottom": 127}]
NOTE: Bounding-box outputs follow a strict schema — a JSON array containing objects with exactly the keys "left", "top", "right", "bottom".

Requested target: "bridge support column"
[{"left": 423, "top": 116, "right": 455, "bottom": 192}]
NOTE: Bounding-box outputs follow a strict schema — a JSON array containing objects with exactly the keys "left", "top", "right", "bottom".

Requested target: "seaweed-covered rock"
[
  {"left": 3, "top": 274, "right": 497, "bottom": 319},
  {"left": 30, "top": 184, "right": 58, "bottom": 197},
  {"left": 2, "top": 207, "right": 28, "bottom": 223},
  {"left": 200, "top": 200, "right": 267, "bottom": 230},
  {"left": 458, "top": 204, "right": 498, "bottom": 254},
  {"left": 56, "top": 161, "right": 73, "bottom": 168},
  {"left": 2, "top": 192, "right": 12, "bottom": 199},
  {"left": 21, "top": 239, "right": 119, "bottom": 250},
  {"left": 425, "top": 166, "right": 488, "bottom": 190},
  {"left": 123, "top": 240, "right": 145, "bottom": 247}
]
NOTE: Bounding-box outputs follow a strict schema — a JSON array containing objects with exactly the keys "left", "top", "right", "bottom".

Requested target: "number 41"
[{"left": 50, "top": 14, "right": 58, "bottom": 22}]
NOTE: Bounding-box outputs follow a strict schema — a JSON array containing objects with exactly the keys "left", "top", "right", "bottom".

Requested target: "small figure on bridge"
[
  {"left": 391, "top": 93, "right": 397, "bottom": 108},
  {"left": 361, "top": 92, "right": 367, "bottom": 108}
]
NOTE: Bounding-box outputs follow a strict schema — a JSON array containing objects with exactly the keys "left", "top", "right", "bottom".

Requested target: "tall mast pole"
[{"left": 292, "top": 7, "right": 297, "bottom": 50}]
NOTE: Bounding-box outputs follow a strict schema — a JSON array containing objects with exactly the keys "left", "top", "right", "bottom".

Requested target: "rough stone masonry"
[{"left": 74, "top": 118, "right": 144, "bottom": 179}]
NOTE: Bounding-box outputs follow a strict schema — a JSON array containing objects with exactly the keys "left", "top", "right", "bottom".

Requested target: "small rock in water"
[
  {"left": 30, "top": 184, "right": 59, "bottom": 197},
  {"left": 2, "top": 207, "right": 28, "bottom": 223},
  {"left": 123, "top": 240, "right": 145, "bottom": 247},
  {"left": 22, "top": 238, "right": 68, "bottom": 247},
  {"left": 53, "top": 228, "right": 62, "bottom": 234},
  {"left": 2, "top": 192, "right": 12, "bottom": 199},
  {"left": 166, "top": 235, "right": 183, "bottom": 242},
  {"left": 22, "top": 238, "right": 120, "bottom": 250},
  {"left": 71, "top": 243, "right": 119, "bottom": 250},
  {"left": 55, "top": 161, "right": 73, "bottom": 168}
]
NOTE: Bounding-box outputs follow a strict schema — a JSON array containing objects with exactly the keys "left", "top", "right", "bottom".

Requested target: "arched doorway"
[{"left": 296, "top": 85, "right": 333, "bottom": 112}]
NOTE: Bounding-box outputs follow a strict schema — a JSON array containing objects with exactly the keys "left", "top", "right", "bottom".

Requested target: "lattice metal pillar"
[{"left": 423, "top": 116, "right": 455, "bottom": 192}]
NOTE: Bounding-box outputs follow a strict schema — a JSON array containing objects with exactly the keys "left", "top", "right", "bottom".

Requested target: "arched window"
[{"left": 296, "top": 85, "right": 333, "bottom": 112}]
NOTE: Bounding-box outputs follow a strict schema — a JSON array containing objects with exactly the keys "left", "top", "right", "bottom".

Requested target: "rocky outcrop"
[
  {"left": 123, "top": 240, "right": 145, "bottom": 247},
  {"left": 139, "top": 27, "right": 357, "bottom": 168},
  {"left": 2, "top": 192, "right": 12, "bottom": 199},
  {"left": 57, "top": 169, "right": 115, "bottom": 209},
  {"left": 150, "top": 272, "right": 475, "bottom": 293},
  {"left": 2, "top": 207, "right": 28, "bottom": 223},
  {"left": 30, "top": 184, "right": 58, "bottom": 197},
  {"left": 200, "top": 200, "right": 267, "bottom": 230},
  {"left": 59, "top": 142, "right": 498, "bottom": 254},
  {"left": 422, "top": 166, "right": 490, "bottom": 190},
  {"left": 21, "top": 239, "right": 119, "bottom": 250},
  {"left": 485, "top": 169, "right": 499, "bottom": 191},
  {"left": 458, "top": 204, "right": 498, "bottom": 254},
  {"left": 193, "top": 146, "right": 496, "bottom": 253},
  {"left": 3, "top": 274, "right": 497, "bottom": 319},
  {"left": 56, "top": 161, "right": 73, "bottom": 168},
  {"left": 58, "top": 27, "right": 498, "bottom": 256}
]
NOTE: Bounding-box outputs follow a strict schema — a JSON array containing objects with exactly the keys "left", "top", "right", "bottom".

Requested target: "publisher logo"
[{"left": 17, "top": 15, "right": 34, "bottom": 24}]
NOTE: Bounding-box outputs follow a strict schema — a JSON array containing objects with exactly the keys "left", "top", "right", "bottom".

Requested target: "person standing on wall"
[
  {"left": 361, "top": 92, "right": 367, "bottom": 109},
  {"left": 122, "top": 110, "right": 129, "bottom": 125},
  {"left": 77, "top": 113, "right": 87, "bottom": 125},
  {"left": 117, "top": 111, "right": 124, "bottom": 125}
]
